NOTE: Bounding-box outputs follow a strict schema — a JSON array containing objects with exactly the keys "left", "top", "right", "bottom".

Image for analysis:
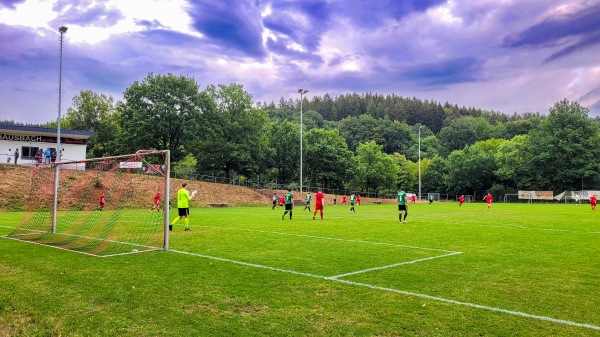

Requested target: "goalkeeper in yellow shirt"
[{"left": 170, "top": 182, "right": 196, "bottom": 231}]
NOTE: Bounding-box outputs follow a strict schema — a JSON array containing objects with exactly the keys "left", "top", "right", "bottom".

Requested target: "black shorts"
[
  {"left": 398, "top": 205, "right": 407, "bottom": 211},
  {"left": 178, "top": 208, "right": 189, "bottom": 217},
  {"left": 285, "top": 204, "right": 293, "bottom": 211}
]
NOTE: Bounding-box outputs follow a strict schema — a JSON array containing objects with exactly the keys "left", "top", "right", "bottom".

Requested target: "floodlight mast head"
[
  {"left": 59, "top": 26, "right": 68, "bottom": 33},
  {"left": 298, "top": 89, "right": 308, "bottom": 94}
]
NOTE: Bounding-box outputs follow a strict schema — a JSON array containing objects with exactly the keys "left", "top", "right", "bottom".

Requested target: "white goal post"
[
  {"left": 456, "top": 195, "right": 472, "bottom": 203},
  {"left": 5, "top": 150, "right": 171, "bottom": 256},
  {"left": 427, "top": 193, "right": 440, "bottom": 201}
]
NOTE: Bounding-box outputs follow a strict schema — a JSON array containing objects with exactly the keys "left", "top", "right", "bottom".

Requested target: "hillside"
[{"left": 0, "top": 165, "right": 392, "bottom": 211}]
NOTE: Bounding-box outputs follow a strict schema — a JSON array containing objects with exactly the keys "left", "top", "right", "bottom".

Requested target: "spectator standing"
[
  {"left": 6, "top": 148, "right": 13, "bottom": 163},
  {"left": 14, "top": 148, "right": 19, "bottom": 165},
  {"left": 44, "top": 148, "right": 51, "bottom": 164}
]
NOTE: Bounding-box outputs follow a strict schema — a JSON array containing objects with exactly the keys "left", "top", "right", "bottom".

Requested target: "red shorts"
[{"left": 315, "top": 203, "right": 323, "bottom": 211}]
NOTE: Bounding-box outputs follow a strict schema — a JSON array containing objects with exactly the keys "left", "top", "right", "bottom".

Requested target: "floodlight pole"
[
  {"left": 418, "top": 125, "right": 422, "bottom": 202},
  {"left": 52, "top": 26, "right": 68, "bottom": 234},
  {"left": 298, "top": 89, "right": 308, "bottom": 194}
]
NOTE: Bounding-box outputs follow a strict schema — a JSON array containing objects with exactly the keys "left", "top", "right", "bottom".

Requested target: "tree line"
[{"left": 11, "top": 73, "right": 600, "bottom": 198}]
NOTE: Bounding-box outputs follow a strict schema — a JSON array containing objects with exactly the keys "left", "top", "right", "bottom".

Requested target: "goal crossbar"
[{"left": 5, "top": 150, "right": 171, "bottom": 256}]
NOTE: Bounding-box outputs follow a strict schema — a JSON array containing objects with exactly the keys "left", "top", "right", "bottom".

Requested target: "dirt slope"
[{"left": 0, "top": 165, "right": 392, "bottom": 211}]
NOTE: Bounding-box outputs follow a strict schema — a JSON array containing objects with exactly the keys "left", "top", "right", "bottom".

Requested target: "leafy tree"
[
  {"left": 380, "top": 119, "right": 412, "bottom": 154},
  {"left": 471, "top": 138, "right": 506, "bottom": 155},
  {"left": 193, "top": 83, "right": 269, "bottom": 179},
  {"left": 422, "top": 155, "right": 449, "bottom": 194},
  {"left": 338, "top": 115, "right": 411, "bottom": 154},
  {"left": 407, "top": 125, "right": 441, "bottom": 161},
  {"left": 117, "top": 73, "right": 211, "bottom": 161},
  {"left": 266, "top": 121, "right": 299, "bottom": 183},
  {"left": 304, "top": 128, "right": 354, "bottom": 189},
  {"left": 172, "top": 154, "right": 197, "bottom": 180},
  {"left": 64, "top": 90, "right": 120, "bottom": 157},
  {"left": 352, "top": 141, "right": 398, "bottom": 192},
  {"left": 526, "top": 99, "right": 600, "bottom": 190},
  {"left": 494, "top": 135, "right": 532, "bottom": 189},
  {"left": 391, "top": 153, "right": 416, "bottom": 191},
  {"left": 437, "top": 117, "right": 495, "bottom": 156},
  {"left": 339, "top": 115, "right": 384, "bottom": 152},
  {"left": 445, "top": 145, "right": 497, "bottom": 195}
]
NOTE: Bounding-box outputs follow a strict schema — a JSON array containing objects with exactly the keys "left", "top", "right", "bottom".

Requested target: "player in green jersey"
[
  {"left": 303, "top": 192, "right": 312, "bottom": 211},
  {"left": 397, "top": 188, "right": 408, "bottom": 223},
  {"left": 282, "top": 189, "right": 294, "bottom": 220},
  {"left": 349, "top": 193, "right": 356, "bottom": 213}
]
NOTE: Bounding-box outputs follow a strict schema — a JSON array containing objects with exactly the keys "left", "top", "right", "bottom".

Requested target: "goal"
[
  {"left": 427, "top": 193, "right": 440, "bottom": 202},
  {"left": 457, "top": 195, "right": 472, "bottom": 203},
  {"left": 5, "top": 150, "right": 171, "bottom": 257}
]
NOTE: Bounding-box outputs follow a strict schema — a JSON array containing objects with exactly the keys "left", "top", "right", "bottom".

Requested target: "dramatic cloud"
[{"left": 1, "top": 0, "right": 600, "bottom": 124}]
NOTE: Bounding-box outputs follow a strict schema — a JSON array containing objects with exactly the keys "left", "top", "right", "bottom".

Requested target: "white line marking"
[
  {"left": 195, "top": 225, "right": 459, "bottom": 253},
  {"left": 328, "top": 252, "right": 462, "bottom": 279},
  {"left": 169, "top": 249, "right": 600, "bottom": 331},
  {"left": 334, "top": 279, "right": 600, "bottom": 331},
  {"left": 2, "top": 228, "right": 161, "bottom": 258},
  {"left": 3, "top": 235, "right": 100, "bottom": 257}
]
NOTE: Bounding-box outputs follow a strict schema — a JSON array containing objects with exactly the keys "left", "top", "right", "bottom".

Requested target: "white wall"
[{"left": 0, "top": 140, "right": 88, "bottom": 166}]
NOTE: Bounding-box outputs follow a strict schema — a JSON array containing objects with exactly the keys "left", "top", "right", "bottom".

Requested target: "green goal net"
[{"left": 5, "top": 150, "right": 170, "bottom": 257}]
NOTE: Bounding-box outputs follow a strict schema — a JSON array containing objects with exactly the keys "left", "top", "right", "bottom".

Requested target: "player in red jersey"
[
  {"left": 590, "top": 194, "right": 597, "bottom": 210},
  {"left": 459, "top": 194, "right": 465, "bottom": 207},
  {"left": 99, "top": 192, "right": 105, "bottom": 211},
  {"left": 410, "top": 195, "right": 416, "bottom": 204},
  {"left": 356, "top": 194, "right": 361, "bottom": 206},
  {"left": 341, "top": 195, "right": 347, "bottom": 205},
  {"left": 484, "top": 193, "right": 493, "bottom": 210},
  {"left": 279, "top": 193, "right": 285, "bottom": 207},
  {"left": 313, "top": 190, "right": 325, "bottom": 220},
  {"left": 150, "top": 192, "right": 161, "bottom": 212}
]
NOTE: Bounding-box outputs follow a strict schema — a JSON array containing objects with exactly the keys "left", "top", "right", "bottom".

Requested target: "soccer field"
[{"left": 1, "top": 202, "right": 599, "bottom": 336}]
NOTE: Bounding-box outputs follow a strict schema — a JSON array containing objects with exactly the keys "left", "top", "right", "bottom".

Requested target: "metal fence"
[{"left": 169, "top": 171, "right": 464, "bottom": 200}]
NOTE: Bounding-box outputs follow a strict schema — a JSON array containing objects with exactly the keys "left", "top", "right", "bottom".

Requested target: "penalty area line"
[
  {"left": 194, "top": 225, "right": 459, "bottom": 253},
  {"left": 328, "top": 251, "right": 462, "bottom": 279},
  {"left": 168, "top": 249, "right": 600, "bottom": 332}
]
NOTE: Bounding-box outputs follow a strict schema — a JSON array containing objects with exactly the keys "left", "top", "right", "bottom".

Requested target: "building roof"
[{"left": 0, "top": 124, "right": 94, "bottom": 139}]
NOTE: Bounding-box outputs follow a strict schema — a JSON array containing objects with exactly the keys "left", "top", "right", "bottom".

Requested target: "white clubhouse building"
[{"left": 0, "top": 124, "right": 93, "bottom": 165}]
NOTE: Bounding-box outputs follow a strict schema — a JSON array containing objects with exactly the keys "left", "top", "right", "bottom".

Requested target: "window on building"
[{"left": 21, "top": 146, "right": 40, "bottom": 159}]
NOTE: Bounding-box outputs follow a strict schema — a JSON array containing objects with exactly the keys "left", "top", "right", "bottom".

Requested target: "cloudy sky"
[{"left": 1, "top": 0, "right": 600, "bottom": 124}]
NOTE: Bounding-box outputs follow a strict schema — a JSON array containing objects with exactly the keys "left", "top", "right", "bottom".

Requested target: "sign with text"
[
  {"left": 119, "top": 162, "right": 143, "bottom": 169},
  {"left": 574, "top": 190, "right": 600, "bottom": 200},
  {"left": 0, "top": 133, "right": 87, "bottom": 144},
  {"left": 518, "top": 191, "right": 553, "bottom": 200}
]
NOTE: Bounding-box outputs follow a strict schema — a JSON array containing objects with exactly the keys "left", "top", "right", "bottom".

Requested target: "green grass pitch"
[{"left": 1, "top": 202, "right": 599, "bottom": 336}]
